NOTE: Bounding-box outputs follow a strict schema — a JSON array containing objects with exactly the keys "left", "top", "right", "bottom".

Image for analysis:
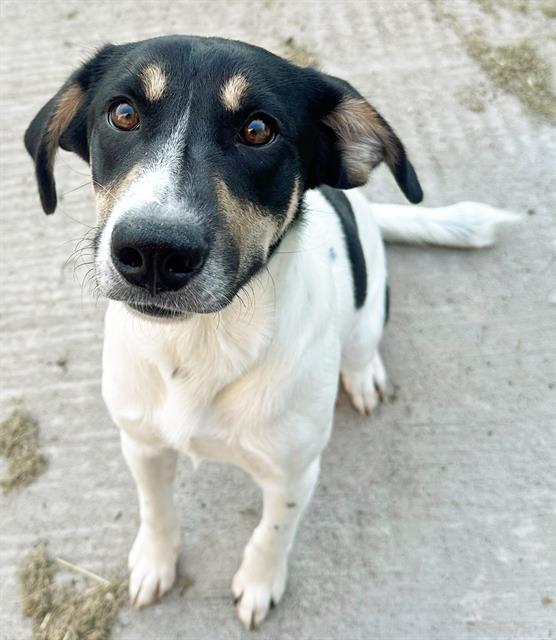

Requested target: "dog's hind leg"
[
  {"left": 340, "top": 279, "right": 388, "bottom": 416},
  {"left": 341, "top": 351, "right": 387, "bottom": 416},
  {"left": 121, "top": 432, "right": 180, "bottom": 608},
  {"left": 232, "top": 458, "right": 321, "bottom": 629}
]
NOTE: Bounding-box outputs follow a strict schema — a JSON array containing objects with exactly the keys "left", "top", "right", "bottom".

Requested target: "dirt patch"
[
  {"left": 463, "top": 34, "right": 556, "bottom": 123},
  {"left": 240, "top": 507, "right": 258, "bottom": 519},
  {"left": 19, "top": 542, "right": 54, "bottom": 623},
  {"left": 457, "top": 86, "right": 487, "bottom": 112},
  {"left": 430, "top": 0, "right": 556, "bottom": 123},
  {"left": 542, "top": 1, "right": 556, "bottom": 17},
  {"left": 178, "top": 574, "right": 195, "bottom": 596},
  {"left": 282, "top": 37, "right": 319, "bottom": 68},
  {"left": 472, "top": 0, "right": 528, "bottom": 14},
  {"left": 55, "top": 355, "right": 69, "bottom": 372},
  {"left": 19, "top": 542, "right": 127, "bottom": 640},
  {"left": 0, "top": 407, "right": 47, "bottom": 492}
]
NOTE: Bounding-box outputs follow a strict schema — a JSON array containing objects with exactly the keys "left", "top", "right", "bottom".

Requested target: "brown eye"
[
  {"left": 240, "top": 116, "right": 276, "bottom": 146},
  {"left": 109, "top": 101, "right": 140, "bottom": 131}
]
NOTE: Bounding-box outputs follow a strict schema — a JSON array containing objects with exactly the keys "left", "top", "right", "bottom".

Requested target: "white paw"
[
  {"left": 341, "top": 351, "right": 387, "bottom": 416},
  {"left": 128, "top": 524, "right": 179, "bottom": 608},
  {"left": 232, "top": 544, "right": 288, "bottom": 630}
]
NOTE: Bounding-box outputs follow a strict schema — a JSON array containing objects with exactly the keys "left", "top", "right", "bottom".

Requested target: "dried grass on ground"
[
  {"left": 19, "top": 542, "right": 127, "bottom": 640},
  {"left": 0, "top": 407, "right": 46, "bottom": 492}
]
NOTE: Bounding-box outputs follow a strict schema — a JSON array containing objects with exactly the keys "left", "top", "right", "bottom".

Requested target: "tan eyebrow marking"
[
  {"left": 140, "top": 65, "right": 167, "bottom": 102},
  {"left": 220, "top": 74, "right": 249, "bottom": 111}
]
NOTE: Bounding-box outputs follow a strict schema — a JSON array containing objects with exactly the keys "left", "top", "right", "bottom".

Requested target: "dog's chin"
[
  {"left": 98, "top": 274, "right": 235, "bottom": 318},
  {"left": 127, "top": 303, "right": 192, "bottom": 321},
  {"left": 124, "top": 296, "right": 233, "bottom": 320}
]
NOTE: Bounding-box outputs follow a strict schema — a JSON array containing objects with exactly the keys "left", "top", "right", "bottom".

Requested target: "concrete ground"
[{"left": 1, "top": 1, "right": 555, "bottom": 639}]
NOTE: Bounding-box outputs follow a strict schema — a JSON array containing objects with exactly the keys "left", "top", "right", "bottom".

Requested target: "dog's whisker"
[
  {"left": 60, "top": 181, "right": 94, "bottom": 198},
  {"left": 58, "top": 210, "right": 96, "bottom": 230}
]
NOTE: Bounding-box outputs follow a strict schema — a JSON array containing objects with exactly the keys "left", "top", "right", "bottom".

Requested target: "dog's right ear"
[
  {"left": 302, "top": 70, "right": 423, "bottom": 203},
  {"left": 24, "top": 44, "right": 118, "bottom": 214}
]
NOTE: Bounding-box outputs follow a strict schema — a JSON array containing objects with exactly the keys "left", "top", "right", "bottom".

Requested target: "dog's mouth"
[
  {"left": 127, "top": 302, "right": 189, "bottom": 320},
  {"left": 97, "top": 260, "right": 239, "bottom": 318}
]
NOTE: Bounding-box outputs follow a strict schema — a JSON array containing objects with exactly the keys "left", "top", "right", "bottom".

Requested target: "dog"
[{"left": 24, "top": 35, "right": 516, "bottom": 629}]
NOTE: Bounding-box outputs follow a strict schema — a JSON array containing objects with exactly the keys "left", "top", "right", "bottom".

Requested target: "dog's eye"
[
  {"left": 240, "top": 115, "right": 276, "bottom": 146},
  {"left": 108, "top": 101, "right": 140, "bottom": 131}
]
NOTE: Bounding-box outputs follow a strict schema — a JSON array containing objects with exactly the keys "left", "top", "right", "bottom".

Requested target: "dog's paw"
[
  {"left": 341, "top": 351, "right": 386, "bottom": 416},
  {"left": 128, "top": 524, "right": 179, "bottom": 608},
  {"left": 232, "top": 544, "right": 288, "bottom": 630}
]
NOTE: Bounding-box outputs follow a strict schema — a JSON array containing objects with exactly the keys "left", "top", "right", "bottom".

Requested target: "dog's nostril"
[
  {"left": 165, "top": 252, "right": 204, "bottom": 275},
  {"left": 119, "top": 247, "right": 143, "bottom": 269}
]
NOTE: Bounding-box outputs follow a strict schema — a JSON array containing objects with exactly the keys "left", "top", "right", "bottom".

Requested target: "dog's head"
[{"left": 25, "top": 36, "right": 422, "bottom": 318}]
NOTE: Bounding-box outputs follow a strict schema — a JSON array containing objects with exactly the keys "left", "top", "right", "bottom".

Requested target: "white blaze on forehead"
[
  {"left": 96, "top": 107, "right": 191, "bottom": 279},
  {"left": 119, "top": 105, "right": 191, "bottom": 209}
]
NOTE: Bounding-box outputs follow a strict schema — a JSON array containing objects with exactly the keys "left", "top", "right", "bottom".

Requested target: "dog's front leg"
[
  {"left": 232, "top": 458, "right": 320, "bottom": 629},
  {"left": 121, "top": 431, "right": 180, "bottom": 608}
]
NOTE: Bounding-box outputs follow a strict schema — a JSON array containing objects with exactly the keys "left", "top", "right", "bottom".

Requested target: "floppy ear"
[
  {"left": 24, "top": 44, "right": 117, "bottom": 214},
  {"left": 308, "top": 72, "right": 423, "bottom": 203}
]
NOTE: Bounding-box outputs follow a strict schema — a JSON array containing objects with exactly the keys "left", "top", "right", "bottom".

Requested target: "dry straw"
[
  {"left": 18, "top": 542, "right": 127, "bottom": 640},
  {"left": 0, "top": 407, "right": 46, "bottom": 492}
]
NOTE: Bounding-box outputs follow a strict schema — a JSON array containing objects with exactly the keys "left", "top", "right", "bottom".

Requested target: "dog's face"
[{"left": 25, "top": 36, "right": 422, "bottom": 318}]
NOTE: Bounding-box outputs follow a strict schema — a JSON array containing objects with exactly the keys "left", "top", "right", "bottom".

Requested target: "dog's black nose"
[{"left": 111, "top": 215, "right": 208, "bottom": 295}]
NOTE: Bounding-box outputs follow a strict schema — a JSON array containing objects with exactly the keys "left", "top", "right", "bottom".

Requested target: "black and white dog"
[{"left": 24, "top": 36, "right": 515, "bottom": 629}]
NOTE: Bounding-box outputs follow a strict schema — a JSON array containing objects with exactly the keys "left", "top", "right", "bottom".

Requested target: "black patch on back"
[
  {"left": 320, "top": 186, "right": 367, "bottom": 308},
  {"left": 384, "top": 283, "right": 390, "bottom": 325}
]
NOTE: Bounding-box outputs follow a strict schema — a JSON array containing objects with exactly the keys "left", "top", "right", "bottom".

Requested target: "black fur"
[{"left": 320, "top": 186, "right": 367, "bottom": 309}]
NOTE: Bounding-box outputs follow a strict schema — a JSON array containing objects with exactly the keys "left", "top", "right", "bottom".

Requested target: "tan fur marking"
[
  {"left": 214, "top": 177, "right": 278, "bottom": 271},
  {"left": 47, "top": 84, "right": 83, "bottom": 157},
  {"left": 94, "top": 164, "right": 142, "bottom": 223},
  {"left": 140, "top": 65, "right": 167, "bottom": 101},
  {"left": 276, "top": 177, "right": 300, "bottom": 238},
  {"left": 220, "top": 74, "right": 249, "bottom": 111},
  {"left": 323, "top": 96, "right": 398, "bottom": 185}
]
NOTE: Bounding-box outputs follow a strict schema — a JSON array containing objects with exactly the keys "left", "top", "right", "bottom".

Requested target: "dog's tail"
[{"left": 371, "top": 201, "right": 521, "bottom": 248}]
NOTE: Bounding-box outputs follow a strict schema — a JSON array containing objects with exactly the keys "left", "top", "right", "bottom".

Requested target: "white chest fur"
[{"left": 101, "top": 189, "right": 382, "bottom": 476}]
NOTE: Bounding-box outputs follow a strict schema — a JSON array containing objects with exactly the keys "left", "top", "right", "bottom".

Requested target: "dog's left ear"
[
  {"left": 24, "top": 44, "right": 119, "bottom": 214},
  {"left": 306, "top": 72, "right": 423, "bottom": 203}
]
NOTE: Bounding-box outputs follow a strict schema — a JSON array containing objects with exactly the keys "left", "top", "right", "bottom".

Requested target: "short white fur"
[{"left": 100, "top": 185, "right": 518, "bottom": 629}]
